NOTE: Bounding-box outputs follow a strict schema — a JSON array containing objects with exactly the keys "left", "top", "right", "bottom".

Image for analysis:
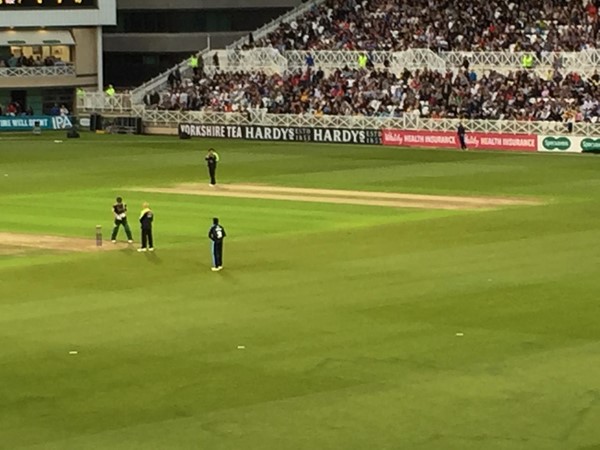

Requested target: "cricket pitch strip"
[
  {"left": 0, "top": 232, "right": 124, "bottom": 256},
  {"left": 132, "top": 183, "right": 542, "bottom": 210}
]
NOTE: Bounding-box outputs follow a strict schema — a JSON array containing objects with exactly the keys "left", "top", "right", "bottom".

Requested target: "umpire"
[
  {"left": 138, "top": 202, "right": 155, "bottom": 252},
  {"left": 208, "top": 217, "right": 226, "bottom": 271},
  {"left": 205, "top": 148, "right": 220, "bottom": 186},
  {"left": 111, "top": 196, "right": 133, "bottom": 243}
]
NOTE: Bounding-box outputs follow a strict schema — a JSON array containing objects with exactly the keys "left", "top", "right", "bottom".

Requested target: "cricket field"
[{"left": 1, "top": 132, "right": 600, "bottom": 450}]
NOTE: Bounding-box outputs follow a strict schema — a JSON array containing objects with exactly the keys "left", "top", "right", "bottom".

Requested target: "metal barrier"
[
  {"left": 203, "top": 48, "right": 288, "bottom": 75},
  {"left": 441, "top": 50, "right": 600, "bottom": 76},
  {"left": 284, "top": 49, "right": 446, "bottom": 73},
  {"left": 0, "top": 65, "right": 76, "bottom": 77},
  {"left": 77, "top": 92, "right": 133, "bottom": 114}
]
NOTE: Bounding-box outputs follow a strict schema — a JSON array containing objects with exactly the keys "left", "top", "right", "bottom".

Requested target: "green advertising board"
[
  {"left": 541, "top": 136, "right": 572, "bottom": 151},
  {"left": 538, "top": 135, "right": 582, "bottom": 153},
  {"left": 581, "top": 138, "right": 600, "bottom": 153},
  {"left": 0, "top": 116, "right": 74, "bottom": 131}
]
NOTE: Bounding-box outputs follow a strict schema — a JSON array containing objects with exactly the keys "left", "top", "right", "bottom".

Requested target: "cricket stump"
[{"left": 96, "top": 225, "right": 103, "bottom": 247}]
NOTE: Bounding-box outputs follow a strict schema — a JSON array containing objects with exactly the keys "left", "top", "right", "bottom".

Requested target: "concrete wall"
[
  {"left": 103, "top": 32, "right": 247, "bottom": 53},
  {"left": 0, "top": 76, "right": 96, "bottom": 89},
  {"left": 72, "top": 28, "right": 98, "bottom": 78}
]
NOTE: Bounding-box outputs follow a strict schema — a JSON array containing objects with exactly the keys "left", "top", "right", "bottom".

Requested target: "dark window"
[
  {"left": 104, "top": 52, "right": 190, "bottom": 88},
  {"left": 104, "top": 8, "right": 291, "bottom": 34},
  {"left": 142, "top": 55, "right": 158, "bottom": 65}
]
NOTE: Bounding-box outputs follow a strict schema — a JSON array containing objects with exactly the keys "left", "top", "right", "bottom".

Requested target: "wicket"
[{"left": 96, "top": 225, "right": 102, "bottom": 247}]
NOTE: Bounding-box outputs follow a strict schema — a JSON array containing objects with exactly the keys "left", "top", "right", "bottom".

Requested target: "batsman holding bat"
[
  {"left": 111, "top": 196, "right": 133, "bottom": 243},
  {"left": 205, "top": 148, "right": 220, "bottom": 186}
]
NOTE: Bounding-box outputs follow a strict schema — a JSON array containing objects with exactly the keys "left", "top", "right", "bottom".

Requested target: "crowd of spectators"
[
  {"left": 0, "top": 53, "right": 69, "bottom": 69},
  {"left": 0, "top": 101, "right": 70, "bottom": 117},
  {"left": 248, "top": 0, "right": 600, "bottom": 52},
  {"left": 142, "top": 0, "right": 600, "bottom": 123},
  {"left": 0, "top": 101, "right": 34, "bottom": 117},
  {"left": 146, "top": 66, "right": 600, "bottom": 122}
]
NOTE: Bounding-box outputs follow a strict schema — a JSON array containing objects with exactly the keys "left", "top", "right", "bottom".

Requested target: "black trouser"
[
  {"left": 459, "top": 135, "right": 467, "bottom": 149},
  {"left": 141, "top": 227, "right": 153, "bottom": 249},
  {"left": 212, "top": 240, "right": 223, "bottom": 267},
  {"left": 111, "top": 218, "right": 133, "bottom": 240},
  {"left": 208, "top": 164, "right": 217, "bottom": 185}
]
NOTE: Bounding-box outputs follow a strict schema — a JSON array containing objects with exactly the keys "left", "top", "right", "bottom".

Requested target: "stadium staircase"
[{"left": 128, "top": 0, "right": 327, "bottom": 105}]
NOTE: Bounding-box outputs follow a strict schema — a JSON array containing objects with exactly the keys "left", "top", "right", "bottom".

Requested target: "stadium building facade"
[
  {"left": 0, "top": 0, "right": 116, "bottom": 116},
  {"left": 103, "top": 0, "right": 303, "bottom": 87}
]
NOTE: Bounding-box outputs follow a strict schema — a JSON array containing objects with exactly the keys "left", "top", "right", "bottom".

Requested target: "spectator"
[
  {"left": 305, "top": 52, "right": 315, "bottom": 67},
  {"left": 149, "top": 65, "right": 600, "bottom": 123},
  {"left": 6, "top": 102, "right": 18, "bottom": 116},
  {"left": 50, "top": 103, "right": 60, "bottom": 116},
  {"left": 168, "top": 71, "right": 177, "bottom": 89},
  {"left": 188, "top": 54, "right": 199, "bottom": 76}
]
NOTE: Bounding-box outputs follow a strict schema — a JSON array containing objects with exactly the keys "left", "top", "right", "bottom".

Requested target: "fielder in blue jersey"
[{"left": 208, "top": 217, "right": 226, "bottom": 271}]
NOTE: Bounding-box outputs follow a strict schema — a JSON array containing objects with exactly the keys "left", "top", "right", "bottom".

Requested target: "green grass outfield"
[{"left": 2, "top": 132, "right": 600, "bottom": 450}]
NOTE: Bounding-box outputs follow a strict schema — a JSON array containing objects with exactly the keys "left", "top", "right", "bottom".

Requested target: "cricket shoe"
[
  {"left": 149, "top": 248, "right": 155, "bottom": 252},
  {"left": 111, "top": 240, "right": 117, "bottom": 244},
  {"left": 211, "top": 267, "right": 219, "bottom": 271},
  {"left": 128, "top": 240, "right": 133, "bottom": 244},
  {"left": 137, "top": 248, "right": 147, "bottom": 252}
]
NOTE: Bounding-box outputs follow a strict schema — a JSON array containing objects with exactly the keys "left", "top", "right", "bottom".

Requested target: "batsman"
[{"left": 111, "top": 196, "right": 134, "bottom": 243}]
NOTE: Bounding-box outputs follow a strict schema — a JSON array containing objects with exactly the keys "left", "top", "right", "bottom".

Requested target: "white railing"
[
  {"left": 79, "top": 91, "right": 600, "bottom": 136},
  {"left": 226, "top": 0, "right": 326, "bottom": 50},
  {"left": 141, "top": 109, "right": 600, "bottom": 135},
  {"left": 441, "top": 50, "right": 600, "bottom": 74},
  {"left": 284, "top": 49, "right": 445, "bottom": 73},
  {"left": 203, "top": 48, "right": 288, "bottom": 75},
  {"left": 203, "top": 48, "right": 600, "bottom": 76},
  {"left": 0, "top": 65, "right": 76, "bottom": 77},
  {"left": 134, "top": 48, "right": 600, "bottom": 102},
  {"left": 200, "top": 48, "right": 447, "bottom": 76},
  {"left": 76, "top": 92, "right": 133, "bottom": 114}
]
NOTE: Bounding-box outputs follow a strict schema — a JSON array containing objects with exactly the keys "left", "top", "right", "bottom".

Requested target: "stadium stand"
[
  {"left": 251, "top": 0, "right": 600, "bottom": 52},
  {"left": 95, "top": 0, "right": 600, "bottom": 128}
]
